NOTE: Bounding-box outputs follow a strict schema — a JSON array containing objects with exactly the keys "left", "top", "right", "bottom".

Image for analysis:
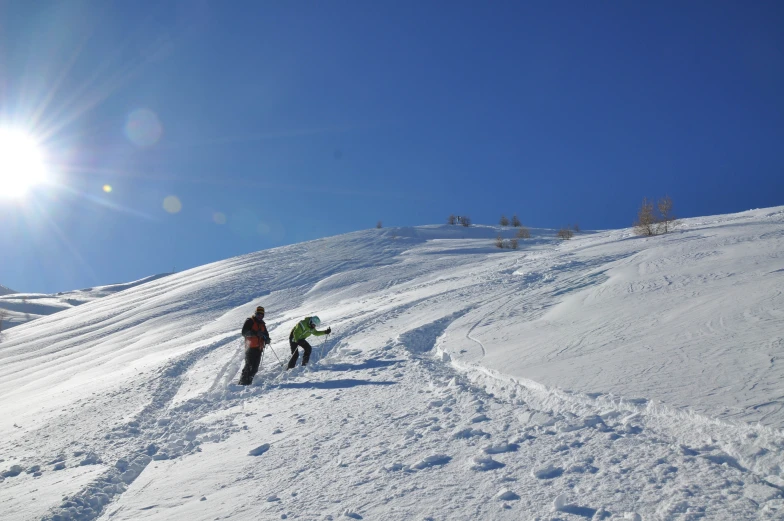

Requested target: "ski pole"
[
  {"left": 267, "top": 343, "right": 286, "bottom": 369},
  {"left": 319, "top": 332, "right": 332, "bottom": 364}
]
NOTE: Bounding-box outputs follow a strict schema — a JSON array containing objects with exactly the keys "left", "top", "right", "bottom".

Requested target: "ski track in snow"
[
  {"left": 1, "top": 209, "right": 783, "bottom": 520},
  {"left": 18, "top": 329, "right": 782, "bottom": 520}
]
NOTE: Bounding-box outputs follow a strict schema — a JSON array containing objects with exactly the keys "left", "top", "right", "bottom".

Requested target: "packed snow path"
[{"left": 1, "top": 207, "right": 783, "bottom": 520}]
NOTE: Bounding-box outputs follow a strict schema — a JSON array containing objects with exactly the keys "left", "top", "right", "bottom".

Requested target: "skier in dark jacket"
[
  {"left": 238, "top": 306, "right": 271, "bottom": 385},
  {"left": 287, "top": 316, "right": 331, "bottom": 369}
]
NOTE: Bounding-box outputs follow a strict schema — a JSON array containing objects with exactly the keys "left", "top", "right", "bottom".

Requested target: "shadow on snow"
[
  {"left": 318, "top": 358, "right": 404, "bottom": 372},
  {"left": 277, "top": 379, "right": 397, "bottom": 390}
]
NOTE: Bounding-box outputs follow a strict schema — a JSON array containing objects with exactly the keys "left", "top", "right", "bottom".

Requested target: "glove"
[{"left": 326, "top": 327, "right": 331, "bottom": 335}]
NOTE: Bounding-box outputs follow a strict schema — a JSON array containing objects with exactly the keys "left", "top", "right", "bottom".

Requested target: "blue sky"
[{"left": 1, "top": 1, "right": 782, "bottom": 293}]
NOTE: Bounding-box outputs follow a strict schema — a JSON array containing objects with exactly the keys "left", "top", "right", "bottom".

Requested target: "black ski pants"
[
  {"left": 239, "top": 347, "right": 262, "bottom": 385},
  {"left": 288, "top": 338, "right": 312, "bottom": 369}
]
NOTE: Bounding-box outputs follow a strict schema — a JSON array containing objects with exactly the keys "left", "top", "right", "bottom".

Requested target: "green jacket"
[{"left": 290, "top": 317, "right": 328, "bottom": 343}]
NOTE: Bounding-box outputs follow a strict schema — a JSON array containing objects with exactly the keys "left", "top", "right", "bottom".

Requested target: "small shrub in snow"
[
  {"left": 634, "top": 196, "right": 677, "bottom": 236},
  {"left": 634, "top": 197, "right": 658, "bottom": 236},
  {"left": 496, "top": 236, "right": 520, "bottom": 249},
  {"left": 516, "top": 227, "right": 530, "bottom": 239},
  {"left": 511, "top": 214, "right": 521, "bottom": 227},
  {"left": 447, "top": 214, "right": 457, "bottom": 225},
  {"left": 557, "top": 227, "right": 574, "bottom": 240},
  {"left": 499, "top": 214, "right": 510, "bottom": 227},
  {"left": 376, "top": 220, "right": 382, "bottom": 229},
  {"left": 459, "top": 215, "right": 471, "bottom": 227},
  {"left": 657, "top": 195, "right": 677, "bottom": 233}
]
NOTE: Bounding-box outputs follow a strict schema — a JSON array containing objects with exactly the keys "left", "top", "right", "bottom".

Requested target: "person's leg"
[
  {"left": 287, "top": 339, "right": 300, "bottom": 369},
  {"left": 300, "top": 340, "right": 312, "bottom": 366},
  {"left": 247, "top": 348, "right": 262, "bottom": 380},
  {"left": 239, "top": 348, "right": 256, "bottom": 385}
]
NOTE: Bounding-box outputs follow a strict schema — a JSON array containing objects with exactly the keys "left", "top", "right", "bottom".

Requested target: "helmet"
[{"left": 309, "top": 316, "right": 321, "bottom": 328}]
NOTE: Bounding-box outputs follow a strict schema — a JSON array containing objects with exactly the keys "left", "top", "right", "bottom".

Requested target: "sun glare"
[{"left": 0, "top": 128, "right": 47, "bottom": 198}]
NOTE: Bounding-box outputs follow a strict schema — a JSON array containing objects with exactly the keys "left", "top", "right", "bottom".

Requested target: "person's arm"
[
  {"left": 312, "top": 327, "right": 331, "bottom": 337},
  {"left": 261, "top": 323, "right": 271, "bottom": 344},
  {"left": 241, "top": 319, "right": 254, "bottom": 338}
]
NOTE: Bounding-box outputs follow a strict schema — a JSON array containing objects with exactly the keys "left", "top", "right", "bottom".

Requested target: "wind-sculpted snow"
[
  {"left": 1, "top": 209, "right": 784, "bottom": 520},
  {"left": 0, "top": 274, "right": 172, "bottom": 329}
]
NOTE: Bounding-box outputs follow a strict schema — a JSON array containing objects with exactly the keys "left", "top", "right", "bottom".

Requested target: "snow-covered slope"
[
  {"left": 0, "top": 274, "right": 171, "bottom": 329},
  {"left": 1, "top": 208, "right": 783, "bottom": 520}
]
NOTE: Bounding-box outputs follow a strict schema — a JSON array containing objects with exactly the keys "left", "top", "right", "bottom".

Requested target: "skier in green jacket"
[{"left": 288, "top": 316, "right": 331, "bottom": 369}]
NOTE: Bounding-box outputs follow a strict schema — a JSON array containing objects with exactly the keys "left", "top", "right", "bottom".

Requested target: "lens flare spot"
[
  {"left": 125, "top": 109, "right": 163, "bottom": 147},
  {"left": 103, "top": 184, "right": 112, "bottom": 193},
  {"left": 257, "top": 222, "right": 271, "bottom": 235},
  {"left": 213, "top": 212, "right": 227, "bottom": 225},
  {"left": 163, "top": 195, "right": 182, "bottom": 214}
]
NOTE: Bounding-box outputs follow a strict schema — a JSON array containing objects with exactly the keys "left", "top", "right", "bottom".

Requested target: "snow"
[
  {"left": 0, "top": 274, "right": 171, "bottom": 329},
  {"left": 1, "top": 207, "right": 784, "bottom": 520}
]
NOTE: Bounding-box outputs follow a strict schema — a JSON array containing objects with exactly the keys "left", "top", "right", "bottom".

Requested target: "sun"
[{"left": 0, "top": 128, "right": 48, "bottom": 198}]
